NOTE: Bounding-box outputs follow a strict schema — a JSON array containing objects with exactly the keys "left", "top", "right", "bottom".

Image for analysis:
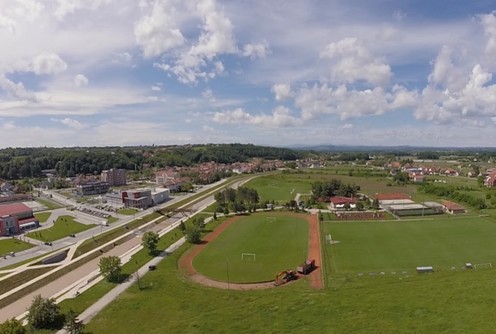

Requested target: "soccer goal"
[
  {"left": 474, "top": 262, "right": 492, "bottom": 270},
  {"left": 266, "top": 217, "right": 277, "bottom": 222},
  {"left": 241, "top": 253, "right": 256, "bottom": 261}
]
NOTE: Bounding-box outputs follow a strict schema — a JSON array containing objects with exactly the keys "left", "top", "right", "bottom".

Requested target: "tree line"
[
  {"left": 0, "top": 144, "right": 303, "bottom": 180},
  {"left": 312, "top": 179, "right": 360, "bottom": 199}
]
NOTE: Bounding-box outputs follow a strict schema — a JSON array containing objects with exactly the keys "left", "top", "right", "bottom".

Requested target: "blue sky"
[{"left": 1, "top": 0, "right": 496, "bottom": 148}]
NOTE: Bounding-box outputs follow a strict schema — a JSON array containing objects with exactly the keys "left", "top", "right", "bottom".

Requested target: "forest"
[{"left": 0, "top": 144, "right": 303, "bottom": 180}]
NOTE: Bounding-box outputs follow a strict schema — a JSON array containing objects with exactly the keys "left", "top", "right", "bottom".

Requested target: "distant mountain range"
[{"left": 287, "top": 144, "right": 496, "bottom": 153}]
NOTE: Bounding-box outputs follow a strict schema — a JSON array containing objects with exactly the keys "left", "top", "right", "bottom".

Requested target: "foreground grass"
[
  {"left": 87, "top": 241, "right": 496, "bottom": 334},
  {"left": 26, "top": 216, "right": 95, "bottom": 242},
  {"left": 0, "top": 238, "right": 34, "bottom": 255}
]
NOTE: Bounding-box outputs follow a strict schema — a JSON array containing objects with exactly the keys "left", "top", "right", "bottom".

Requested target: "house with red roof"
[
  {"left": 329, "top": 196, "right": 357, "bottom": 210},
  {"left": 440, "top": 200, "right": 466, "bottom": 214}
]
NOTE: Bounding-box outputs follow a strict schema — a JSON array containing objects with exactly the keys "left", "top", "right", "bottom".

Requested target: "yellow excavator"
[{"left": 275, "top": 270, "right": 297, "bottom": 286}]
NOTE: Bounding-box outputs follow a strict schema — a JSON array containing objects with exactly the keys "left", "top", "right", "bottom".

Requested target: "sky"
[{"left": 1, "top": 0, "right": 496, "bottom": 148}]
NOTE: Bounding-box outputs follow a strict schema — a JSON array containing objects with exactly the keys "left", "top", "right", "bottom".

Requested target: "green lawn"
[
  {"left": 34, "top": 211, "right": 52, "bottom": 223},
  {"left": 0, "top": 238, "right": 34, "bottom": 255},
  {"left": 26, "top": 216, "right": 96, "bottom": 242},
  {"left": 117, "top": 208, "right": 139, "bottom": 215},
  {"left": 322, "top": 217, "right": 496, "bottom": 275},
  {"left": 245, "top": 175, "right": 312, "bottom": 202},
  {"left": 87, "top": 242, "right": 496, "bottom": 334},
  {"left": 193, "top": 213, "right": 308, "bottom": 283}
]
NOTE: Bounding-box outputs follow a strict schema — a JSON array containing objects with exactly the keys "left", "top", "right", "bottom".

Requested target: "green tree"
[
  {"left": 142, "top": 231, "right": 160, "bottom": 255},
  {"left": 372, "top": 198, "right": 380, "bottom": 210},
  {"left": 99, "top": 256, "right": 122, "bottom": 283},
  {"left": 179, "top": 221, "right": 186, "bottom": 233},
  {"left": 64, "top": 310, "right": 84, "bottom": 334},
  {"left": 0, "top": 318, "right": 26, "bottom": 334},
  {"left": 27, "top": 295, "right": 62, "bottom": 330},
  {"left": 356, "top": 201, "right": 364, "bottom": 211},
  {"left": 186, "top": 226, "right": 202, "bottom": 244}
]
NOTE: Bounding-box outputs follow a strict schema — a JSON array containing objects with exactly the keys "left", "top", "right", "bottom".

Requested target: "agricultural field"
[
  {"left": 26, "top": 215, "right": 95, "bottom": 242},
  {"left": 193, "top": 213, "right": 309, "bottom": 283},
  {"left": 322, "top": 216, "right": 496, "bottom": 275}
]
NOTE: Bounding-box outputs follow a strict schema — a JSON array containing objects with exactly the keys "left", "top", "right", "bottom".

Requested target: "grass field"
[
  {"left": 87, "top": 241, "right": 496, "bottom": 334},
  {"left": 245, "top": 175, "right": 312, "bottom": 202},
  {"left": 26, "top": 215, "right": 95, "bottom": 242},
  {"left": 0, "top": 238, "right": 34, "bottom": 255},
  {"left": 193, "top": 213, "right": 308, "bottom": 283},
  {"left": 34, "top": 211, "right": 51, "bottom": 223},
  {"left": 117, "top": 208, "right": 139, "bottom": 215},
  {"left": 322, "top": 217, "right": 496, "bottom": 275}
]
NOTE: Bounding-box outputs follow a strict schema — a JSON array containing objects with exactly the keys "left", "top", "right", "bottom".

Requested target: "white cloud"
[
  {"left": 480, "top": 12, "right": 496, "bottom": 55},
  {"left": 152, "top": 0, "right": 238, "bottom": 83},
  {"left": 342, "top": 123, "right": 353, "bottom": 129},
  {"left": 51, "top": 117, "right": 86, "bottom": 129},
  {"left": 242, "top": 41, "right": 269, "bottom": 59},
  {"left": 74, "top": 74, "right": 89, "bottom": 87},
  {"left": 54, "top": 0, "right": 114, "bottom": 20},
  {"left": 2, "top": 120, "right": 16, "bottom": 129},
  {"left": 134, "top": 0, "right": 185, "bottom": 58},
  {"left": 272, "top": 83, "right": 291, "bottom": 101},
  {"left": 151, "top": 85, "right": 161, "bottom": 91},
  {"left": 31, "top": 53, "right": 68, "bottom": 75},
  {"left": 0, "top": 76, "right": 38, "bottom": 102},
  {"left": 320, "top": 38, "right": 392, "bottom": 87},
  {"left": 213, "top": 106, "right": 297, "bottom": 127}
]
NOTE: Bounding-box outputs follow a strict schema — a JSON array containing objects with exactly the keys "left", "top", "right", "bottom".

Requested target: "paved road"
[{"left": 0, "top": 177, "right": 247, "bottom": 322}]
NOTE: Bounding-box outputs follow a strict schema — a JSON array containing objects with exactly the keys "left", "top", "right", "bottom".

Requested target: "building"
[
  {"left": 122, "top": 189, "right": 152, "bottom": 209},
  {"left": 329, "top": 196, "right": 357, "bottom": 210},
  {"left": 151, "top": 187, "right": 170, "bottom": 205},
  {"left": 441, "top": 200, "right": 466, "bottom": 214},
  {"left": 0, "top": 203, "right": 39, "bottom": 234},
  {"left": 76, "top": 181, "right": 110, "bottom": 196},
  {"left": 101, "top": 168, "right": 127, "bottom": 186}
]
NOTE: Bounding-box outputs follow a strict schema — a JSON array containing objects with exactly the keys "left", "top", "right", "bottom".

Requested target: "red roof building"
[
  {"left": 330, "top": 196, "right": 357, "bottom": 210},
  {"left": 440, "top": 200, "right": 466, "bottom": 214},
  {"left": 374, "top": 193, "right": 411, "bottom": 201}
]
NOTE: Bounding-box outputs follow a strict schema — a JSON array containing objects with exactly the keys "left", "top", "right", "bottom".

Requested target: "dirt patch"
[
  {"left": 307, "top": 214, "right": 324, "bottom": 289},
  {"left": 178, "top": 212, "right": 324, "bottom": 290}
]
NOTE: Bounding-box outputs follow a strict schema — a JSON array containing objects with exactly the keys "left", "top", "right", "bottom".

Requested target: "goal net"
[
  {"left": 241, "top": 253, "right": 256, "bottom": 261},
  {"left": 266, "top": 217, "right": 277, "bottom": 222},
  {"left": 474, "top": 263, "right": 492, "bottom": 270}
]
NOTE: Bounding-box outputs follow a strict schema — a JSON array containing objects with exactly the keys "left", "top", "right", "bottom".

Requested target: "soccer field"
[
  {"left": 193, "top": 213, "right": 309, "bottom": 283},
  {"left": 323, "top": 217, "right": 496, "bottom": 274},
  {"left": 244, "top": 175, "right": 312, "bottom": 202}
]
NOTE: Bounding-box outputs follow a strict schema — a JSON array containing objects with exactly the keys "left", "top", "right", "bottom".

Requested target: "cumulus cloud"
[
  {"left": 480, "top": 11, "right": 496, "bottom": 54},
  {"left": 213, "top": 106, "right": 297, "bottom": 127},
  {"left": 51, "top": 117, "right": 86, "bottom": 129},
  {"left": 320, "top": 38, "right": 392, "bottom": 87},
  {"left": 0, "top": 76, "right": 38, "bottom": 102},
  {"left": 31, "top": 53, "right": 68, "bottom": 75},
  {"left": 151, "top": 85, "right": 161, "bottom": 91},
  {"left": 74, "top": 74, "right": 89, "bottom": 87},
  {"left": 151, "top": 0, "right": 240, "bottom": 83},
  {"left": 272, "top": 83, "right": 291, "bottom": 101},
  {"left": 54, "top": 0, "right": 113, "bottom": 20},
  {"left": 134, "top": 0, "right": 185, "bottom": 58},
  {"left": 293, "top": 83, "right": 416, "bottom": 120},
  {"left": 242, "top": 42, "right": 269, "bottom": 59}
]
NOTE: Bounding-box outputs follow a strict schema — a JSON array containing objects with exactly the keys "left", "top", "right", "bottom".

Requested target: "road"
[{"left": 0, "top": 176, "right": 252, "bottom": 322}]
